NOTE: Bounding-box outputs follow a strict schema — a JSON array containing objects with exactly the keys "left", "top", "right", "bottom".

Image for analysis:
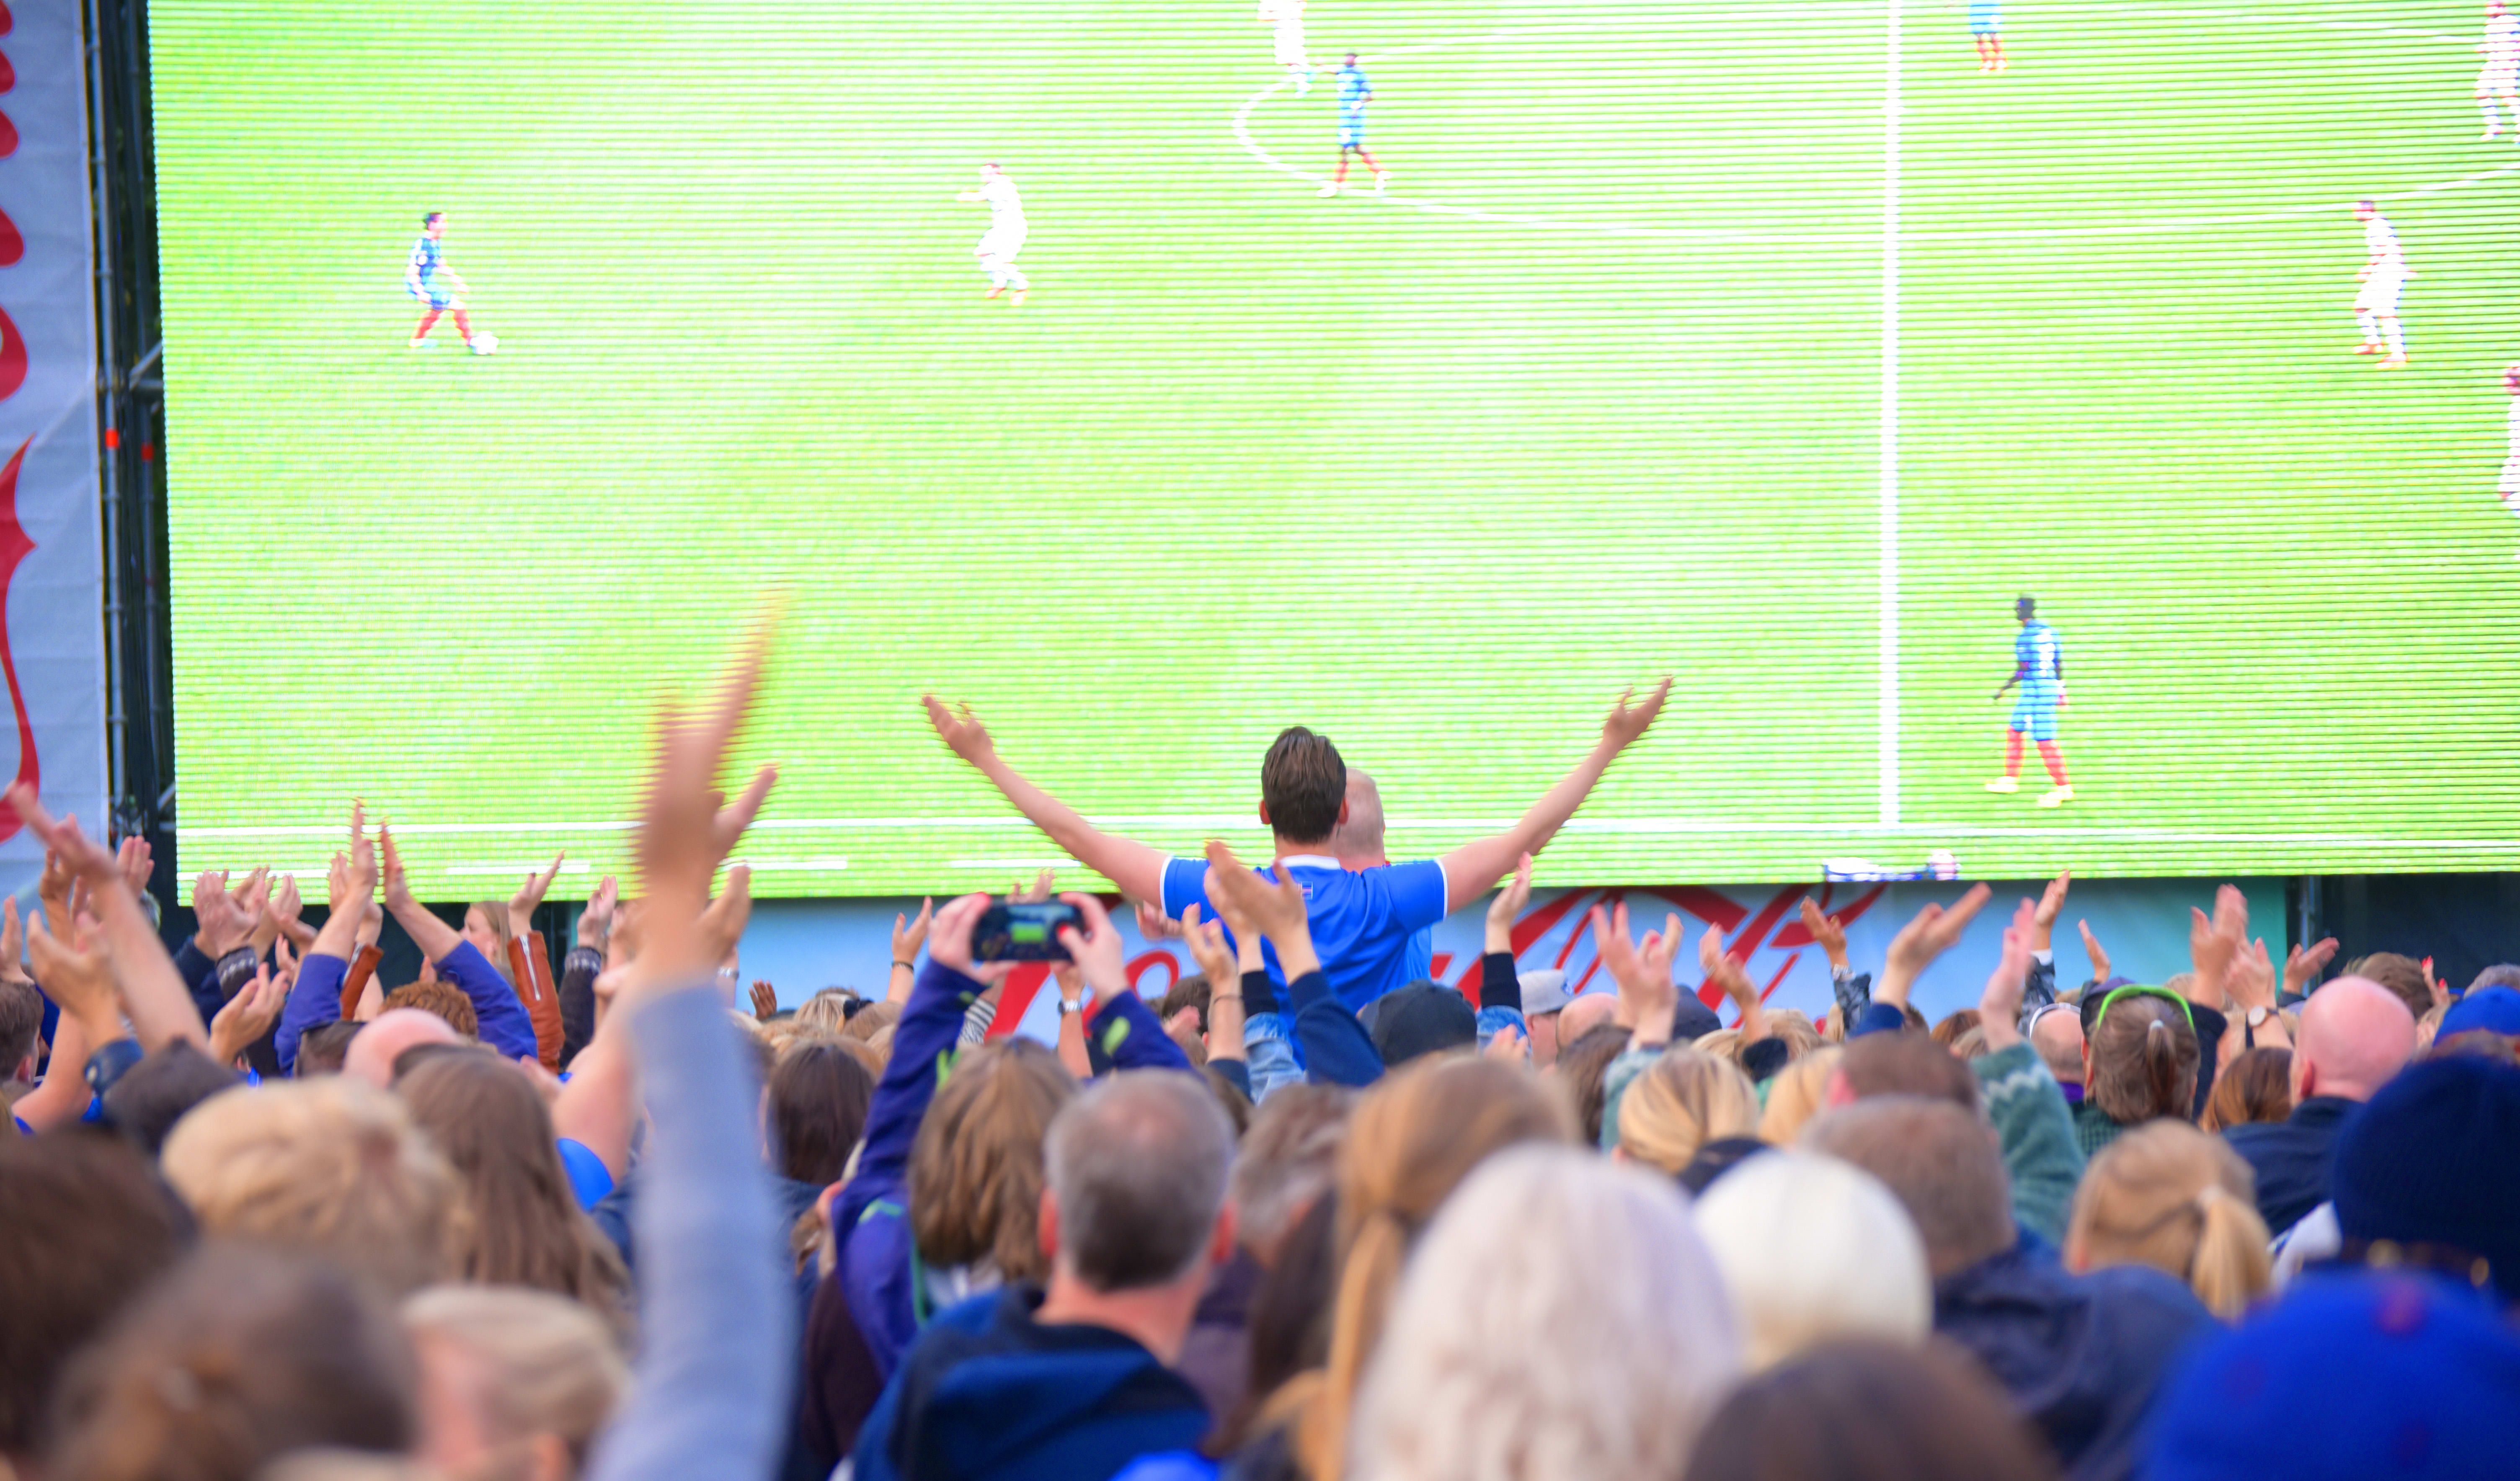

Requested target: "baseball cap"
[
  {"left": 1370, "top": 982, "right": 1477, "bottom": 1067},
  {"left": 2439, "top": 984, "right": 2520, "bottom": 1041},
  {"left": 1518, "top": 968, "right": 1570, "bottom": 1019}
]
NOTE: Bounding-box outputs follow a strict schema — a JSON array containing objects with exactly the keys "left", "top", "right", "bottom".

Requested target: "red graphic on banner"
[
  {"left": 0, "top": 2, "right": 14, "bottom": 35},
  {"left": 0, "top": 49, "right": 15, "bottom": 92},
  {"left": 0, "top": 109, "right": 15, "bottom": 159},
  {"left": 0, "top": 205, "right": 20, "bottom": 267},
  {"left": 0, "top": 441, "right": 44, "bottom": 841},
  {"left": 0, "top": 303, "right": 23, "bottom": 400}
]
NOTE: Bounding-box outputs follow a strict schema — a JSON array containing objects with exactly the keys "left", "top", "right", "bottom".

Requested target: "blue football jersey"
[
  {"left": 1162, "top": 853, "right": 1447, "bottom": 1013},
  {"left": 409, "top": 235, "right": 442, "bottom": 280},
  {"left": 2016, "top": 621, "right": 2061, "bottom": 683},
  {"left": 1337, "top": 65, "right": 1371, "bottom": 113}
]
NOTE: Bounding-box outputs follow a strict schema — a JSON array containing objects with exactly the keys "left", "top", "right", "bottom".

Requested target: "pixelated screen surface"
[{"left": 154, "top": 0, "right": 2520, "bottom": 895}]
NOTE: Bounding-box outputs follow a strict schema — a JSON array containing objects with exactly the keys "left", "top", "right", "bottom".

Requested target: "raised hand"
[
  {"left": 1797, "top": 896, "right": 1851, "bottom": 972},
  {"left": 923, "top": 695, "right": 999, "bottom": 766},
  {"left": 1053, "top": 893, "right": 1130, "bottom": 999},
  {"left": 1590, "top": 900, "right": 1681, "bottom": 1045},
  {"left": 1879, "top": 882, "right": 1994, "bottom": 1005},
  {"left": 2078, "top": 919, "right": 2112, "bottom": 985},
  {"left": 2227, "top": 936, "right": 2278, "bottom": 1014},
  {"left": 210, "top": 959, "right": 289, "bottom": 1067},
  {"left": 580, "top": 875, "right": 620, "bottom": 951},
  {"left": 1600, "top": 677, "right": 1675, "bottom": 751},
  {"left": 927, "top": 891, "right": 1013, "bottom": 985},
  {"left": 0, "top": 897, "right": 24, "bottom": 983},
  {"left": 749, "top": 979, "right": 779, "bottom": 1022},
  {"left": 630, "top": 617, "right": 776, "bottom": 990},
  {"left": 2031, "top": 870, "right": 2070, "bottom": 952},
  {"left": 1182, "top": 903, "right": 1239, "bottom": 989},
  {"left": 1012, "top": 869, "right": 1056, "bottom": 905},
  {"left": 271, "top": 873, "right": 307, "bottom": 937},
  {"left": 698, "top": 865, "right": 754, "bottom": 969},
  {"left": 1203, "top": 840, "right": 1320, "bottom": 979},
  {"left": 116, "top": 836, "right": 155, "bottom": 898},
  {"left": 1977, "top": 898, "right": 2036, "bottom": 1052},
  {"left": 892, "top": 896, "right": 934, "bottom": 965},
  {"left": 1699, "top": 921, "right": 1763, "bottom": 1039},
  {"left": 1485, "top": 852, "right": 1534, "bottom": 954},
  {"left": 380, "top": 826, "right": 416, "bottom": 916},
  {"left": 39, "top": 847, "right": 74, "bottom": 937},
  {"left": 2185, "top": 884, "right": 2247, "bottom": 1009},
  {"left": 345, "top": 803, "right": 379, "bottom": 900},
  {"left": 1134, "top": 900, "right": 1182, "bottom": 942},
  {"left": 510, "top": 853, "right": 567, "bottom": 930},
  {"left": 2283, "top": 936, "right": 2340, "bottom": 998},
  {"left": 1482, "top": 1022, "right": 1529, "bottom": 1064},
  {"left": 27, "top": 907, "right": 122, "bottom": 1043}
]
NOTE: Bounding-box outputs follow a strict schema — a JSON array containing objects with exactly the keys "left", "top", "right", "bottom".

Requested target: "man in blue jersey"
[
  {"left": 922, "top": 679, "right": 1671, "bottom": 1012},
  {"left": 405, "top": 212, "right": 495, "bottom": 354},
  {"left": 1988, "top": 595, "right": 2073, "bottom": 807},
  {"left": 1318, "top": 51, "right": 1392, "bottom": 198}
]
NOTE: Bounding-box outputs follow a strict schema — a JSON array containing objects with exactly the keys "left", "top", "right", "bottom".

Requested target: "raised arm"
[
  {"left": 925, "top": 696, "right": 1167, "bottom": 904},
  {"left": 381, "top": 825, "right": 538, "bottom": 1059},
  {"left": 1208, "top": 841, "right": 1382, "bottom": 1087},
  {"left": 1437, "top": 680, "right": 1671, "bottom": 912},
  {"left": 11, "top": 790, "right": 210, "bottom": 1055},
  {"left": 279, "top": 814, "right": 375, "bottom": 1071}
]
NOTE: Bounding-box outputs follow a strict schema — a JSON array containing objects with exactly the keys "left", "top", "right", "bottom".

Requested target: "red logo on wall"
[{"left": 0, "top": 441, "right": 44, "bottom": 841}]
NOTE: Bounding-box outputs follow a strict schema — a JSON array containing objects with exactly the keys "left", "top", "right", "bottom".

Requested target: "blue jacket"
[
  {"left": 1935, "top": 1242, "right": 2216, "bottom": 1481},
  {"left": 2221, "top": 1094, "right": 2357, "bottom": 1239},
  {"left": 272, "top": 938, "right": 534, "bottom": 1072},
  {"left": 850, "top": 1286, "right": 1209, "bottom": 1481}
]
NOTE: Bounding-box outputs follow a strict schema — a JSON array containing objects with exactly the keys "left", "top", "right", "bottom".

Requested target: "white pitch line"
[{"left": 1880, "top": 0, "right": 1904, "bottom": 827}]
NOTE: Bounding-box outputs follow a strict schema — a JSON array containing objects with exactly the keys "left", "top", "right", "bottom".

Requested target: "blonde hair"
[
  {"left": 1764, "top": 1009, "right": 1823, "bottom": 1060},
  {"left": 795, "top": 988, "right": 862, "bottom": 1037},
  {"left": 1693, "top": 1151, "right": 1932, "bottom": 1369},
  {"left": 2066, "top": 1120, "right": 2272, "bottom": 1320},
  {"left": 844, "top": 1001, "right": 900, "bottom": 1042},
  {"left": 1691, "top": 1028, "right": 1743, "bottom": 1065},
  {"left": 403, "top": 1285, "right": 627, "bottom": 1472},
  {"left": 1757, "top": 1046, "right": 1841, "bottom": 1145},
  {"left": 465, "top": 901, "right": 516, "bottom": 972},
  {"left": 160, "top": 1078, "right": 465, "bottom": 1296},
  {"left": 1348, "top": 1147, "right": 1740, "bottom": 1481},
  {"left": 1285, "top": 1058, "right": 1575, "bottom": 1481},
  {"left": 1614, "top": 1047, "right": 1760, "bottom": 1175}
]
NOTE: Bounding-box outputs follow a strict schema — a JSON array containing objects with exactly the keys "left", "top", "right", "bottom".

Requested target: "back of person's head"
[
  {"left": 1043, "top": 1069, "right": 1237, "bottom": 1293},
  {"left": 0, "top": 1134, "right": 188, "bottom": 1462},
  {"left": 160, "top": 1077, "right": 464, "bottom": 1296},
  {"left": 0, "top": 976, "right": 41, "bottom": 1078},
  {"left": 794, "top": 986, "right": 862, "bottom": 1037},
  {"left": 1328, "top": 766, "right": 1385, "bottom": 859},
  {"left": 908, "top": 1037, "right": 1074, "bottom": 1282},
  {"left": 1756, "top": 1046, "right": 1841, "bottom": 1145},
  {"left": 1225, "top": 1194, "right": 1340, "bottom": 1452},
  {"left": 2142, "top": 1275, "right": 2520, "bottom": 1481},
  {"left": 1763, "top": 1009, "right": 1823, "bottom": 1061},
  {"left": 1303, "top": 1058, "right": 1575, "bottom": 1479},
  {"left": 841, "top": 999, "right": 899, "bottom": 1043},
  {"left": 1233, "top": 1083, "right": 1354, "bottom": 1265},
  {"left": 103, "top": 1042, "right": 243, "bottom": 1156},
  {"left": 1552, "top": 1022, "right": 1632, "bottom": 1146},
  {"left": 2328, "top": 1053, "right": 2520, "bottom": 1304},
  {"left": 1801, "top": 1097, "right": 2012, "bottom": 1278},
  {"left": 2202, "top": 1046, "right": 2292, "bottom": 1132},
  {"left": 2065, "top": 1120, "right": 2270, "bottom": 1319},
  {"left": 1928, "top": 1009, "right": 1980, "bottom": 1050},
  {"left": 2339, "top": 952, "right": 2432, "bottom": 1024},
  {"left": 1261, "top": 726, "right": 1346, "bottom": 844},
  {"left": 1693, "top": 1151, "right": 1932, "bottom": 1369},
  {"left": 2295, "top": 976, "right": 2418, "bottom": 1104},
  {"left": 294, "top": 1020, "right": 364, "bottom": 1078},
  {"left": 2465, "top": 962, "right": 2520, "bottom": 994},
  {"left": 381, "top": 980, "right": 480, "bottom": 1038},
  {"left": 767, "top": 1038, "right": 875, "bottom": 1187},
  {"left": 1205, "top": 1063, "right": 1254, "bottom": 1133},
  {"left": 2029, "top": 1004, "right": 2084, "bottom": 1084},
  {"left": 1370, "top": 982, "right": 1478, "bottom": 1067},
  {"left": 1614, "top": 1046, "right": 1760, "bottom": 1173},
  {"left": 1685, "top": 1338, "right": 2059, "bottom": 1481},
  {"left": 1349, "top": 1147, "right": 1741, "bottom": 1481},
  {"left": 465, "top": 900, "right": 516, "bottom": 962},
  {"left": 393, "top": 1051, "right": 623, "bottom": 1317},
  {"left": 403, "top": 1285, "right": 627, "bottom": 1480},
  {"left": 1157, "top": 973, "right": 1213, "bottom": 1035},
  {"left": 1838, "top": 1030, "right": 1978, "bottom": 1112},
  {"left": 342, "top": 1008, "right": 460, "bottom": 1089},
  {"left": 44, "top": 1244, "right": 416, "bottom": 1481},
  {"left": 2086, "top": 994, "right": 2197, "bottom": 1125}
]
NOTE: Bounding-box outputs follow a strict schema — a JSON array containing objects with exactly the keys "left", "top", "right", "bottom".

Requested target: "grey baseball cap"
[{"left": 1520, "top": 968, "right": 1571, "bottom": 1018}]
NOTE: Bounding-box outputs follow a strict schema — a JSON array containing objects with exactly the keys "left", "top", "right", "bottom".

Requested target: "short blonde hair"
[
  {"left": 161, "top": 1078, "right": 465, "bottom": 1296},
  {"left": 795, "top": 988, "right": 862, "bottom": 1037},
  {"left": 1615, "top": 1047, "right": 1760, "bottom": 1175},
  {"left": 403, "top": 1285, "right": 627, "bottom": 1469},
  {"left": 1763, "top": 1009, "right": 1824, "bottom": 1060},
  {"left": 1691, "top": 1028, "right": 1743, "bottom": 1065},
  {"left": 1757, "top": 1046, "right": 1842, "bottom": 1145},
  {"left": 1692, "top": 1151, "right": 1932, "bottom": 1369},
  {"left": 2066, "top": 1120, "right": 2272, "bottom": 1320},
  {"left": 1348, "top": 1147, "right": 1740, "bottom": 1481}
]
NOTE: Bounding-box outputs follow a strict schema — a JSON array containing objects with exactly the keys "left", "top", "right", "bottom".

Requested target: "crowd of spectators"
[{"left": 5, "top": 625, "right": 2519, "bottom": 1481}]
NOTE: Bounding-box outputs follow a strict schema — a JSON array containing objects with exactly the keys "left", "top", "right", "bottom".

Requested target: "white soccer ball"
[{"left": 470, "top": 333, "right": 499, "bottom": 356}]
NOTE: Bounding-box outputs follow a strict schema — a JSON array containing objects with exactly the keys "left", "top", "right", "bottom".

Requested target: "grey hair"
[
  {"left": 1348, "top": 1146, "right": 1742, "bottom": 1481},
  {"left": 1045, "top": 1070, "right": 1236, "bottom": 1291}
]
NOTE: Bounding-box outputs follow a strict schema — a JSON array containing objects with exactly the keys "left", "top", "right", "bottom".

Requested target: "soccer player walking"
[
  {"left": 2351, "top": 200, "right": 2411, "bottom": 369},
  {"left": 2479, "top": 0, "right": 2520, "bottom": 138},
  {"left": 1260, "top": 0, "right": 1314, "bottom": 94},
  {"left": 1969, "top": 0, "right": 2007, "bottom": 72},
  {"left": 1318, "top": 52, "right": 1392, "bottom": 197},
  {"left": 405, "top": 212, "right": 495, "bottom": 354},
  {"left": 1988, "top": 596, "right": 2073, "bottom": 808},
  {"left": 956, "top": 163, "right": 1030, "bottom": 304}
]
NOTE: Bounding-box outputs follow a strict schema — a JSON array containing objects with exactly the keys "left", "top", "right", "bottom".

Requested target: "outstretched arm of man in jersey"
[
  {"left": 924, "top": 696, "right": 1167, "bottom": 905},
  {"left": 1435, "top": 679, "right": 1672, "bottom": 913}
]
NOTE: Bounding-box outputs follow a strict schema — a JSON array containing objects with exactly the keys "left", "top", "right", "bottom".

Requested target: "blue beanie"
[
  {"left": 2439, "top": 984, "right": 2520, "bottom": 1040},
  {"left": 2145, "top": 1275, "right": 2520, "bottom": 1481},
  {"left": 2331, "top": 1055, "right": 2520, "bottom": 1304}
]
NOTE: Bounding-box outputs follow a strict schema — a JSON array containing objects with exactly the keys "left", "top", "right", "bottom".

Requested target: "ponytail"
[
  {"left": 2185, "top": 1184, "right": 2275, "bottom": 1320},
  {"left": 2143, "top": 1019, "right": 2184, "bottom": 1120}
]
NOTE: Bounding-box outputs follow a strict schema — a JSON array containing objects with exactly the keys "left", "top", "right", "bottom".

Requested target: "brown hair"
[
  {"left": 45, "top": 1244, "right": 416, "bottom": 1481},
  {"left": 1551, "top": 1022, "right": 1632, "bottom": 1147},
  {"left": 1928, "top": 1009, "right": 1981, "bottom": 1050},
  {"left": 2066, "top": 1120, "right": 2272, "bottom": 1319},
  {"left": 843, "top": 1000, "right": 900, "bottom": 1042},
  {"left": 1261, "top": 726, "right": 1347, "bottom": 844},
  {"left": 1838, "top": 1031, "right": 1978, "bottom": 1113},
  {"left": 908, "top": 1039, "right": 1076, "bottom": 1281},
  {"left": 295, "top": 1021, "right": 363, "bottom": 1078},
  {"left": 392, "top": 1054, "right": 626, "bottom": 1324},
  {"left": 103, "top": 1043, "right": 244, "bottom": 1156},
  {"left": 2087, "top": 996, "right": 2198, "bottom": 1126},
  {"left": 2341, "top": 952, "right": 2433, "bottom": 1024},
  {"left": 381, "top": 980, "right": 479, "bottom": 1038},
  {"left": 1685, "top": 1338, "right": 2058, "bottom": 1481},
  {"left": 768, "top": 1039, "right": 876, "bottom": 1187},
  {"left": 1757, "top": 1046, "right": 1842, "bottom": 1146},
  {"left": 1159, "top": 973, "right": 1213, "bottom": 1033},
  {"left": 1292, "top": 1058, "right": 1575, "bottom": 1480},
  {"left": 1616, "top": 1047, "right": 1761, "bottom": 1174},
  {"left": 1232, "top": 1082, "right": 1355, "bottom": 1258},
  {"left": 2202, "top": 1047, "right": 2293, "bottom": 1132},
  {"left": 1802, "top": 1098, "right": 2012, "bottom": 1278},
  {"left": 0, "top": 977, "right": 41, "bottom": 1076},
  {"left": 0, "top": 1135, "right": 187, "bottom": 1459}
]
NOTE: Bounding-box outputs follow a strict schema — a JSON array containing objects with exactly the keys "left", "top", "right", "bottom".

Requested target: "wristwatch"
[
  {"left": 1058, "top": 997, "right": 1088, "bottom": 1017},
  {"left": 2246, "top": 1006, "right": 2272, "bottom": 1028}
]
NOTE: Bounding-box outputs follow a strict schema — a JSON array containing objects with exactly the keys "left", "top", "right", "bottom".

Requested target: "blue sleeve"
[
  {"left": 1286, "top": 969, "right": 1382, "bottom": 1087},
  {"left": 834, "top": 960, "right": 983, "bottom": 1235},
  {"left": 437, "top": 940, "right": 538, "bottom": 1061},
  {"left": 1476, "top": 1005, "right": 1528, "bottom": 1051},
  {"left": 1089, "top": 988, "right": 1195, "bottom": 1074},
  {"left": 175, "top": 936, "right": 219, "bottom": 1022},
  {"left": 1158, "top": 856, "right": 1211, "bottom": 924},
  {"left": 1851, "top": 1001, "right": 1910, "bottom": 1038},
  {"left": 558, "top": 1135, "right": 618, "bottom": 1210},
  {"left": 1243, "top": 1012, "right": 1304, "bottom": 1102},
  {"left": 1387, "top": 859, "right": 1448, "bottom": 932},
  {"left": 584, "top": 984, "right": 791, "bottom": 1481},
  {"left": 274, "top": 951, "right": 349, "bottom": 1075},
  {"left": 1209, "top": 1057, "right": 1251, "bottom": 1102}
]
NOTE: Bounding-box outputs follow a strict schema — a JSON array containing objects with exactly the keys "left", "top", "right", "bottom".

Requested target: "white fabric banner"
[{"left": 0, "top": 0, "right": 109, "bottom": 894}]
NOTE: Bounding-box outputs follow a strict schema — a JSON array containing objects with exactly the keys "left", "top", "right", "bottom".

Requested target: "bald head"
[
  {"left": 1556, "top": 991, "right": 1619, "bottom": 1045},
  {"left": 342, "top": 1008, "right": 460, "bottom": 1089},
  {"left": 2295, "top": 977, "right": 2417, "bottom": 1104},
  {"left": 1330, "top": 768, "right": 1387, "bottom": 866},
  {"left": 2030, "top": 1005, "right": 2085, "bottom": 1085}
]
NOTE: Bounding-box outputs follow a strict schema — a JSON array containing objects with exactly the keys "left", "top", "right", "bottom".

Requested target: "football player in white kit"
[
  {"left": 2351, "top": 200, "right": 2410, "bottom": 370},
  {"left": 955, "top": 163, "right": 1030, "bottom": 304},
  {"left": 2480, "top": 0, "right": 2520, "bottom": 137},
  {"left": 1259, "top": 0, "right": 1314, "bottom": 93}
]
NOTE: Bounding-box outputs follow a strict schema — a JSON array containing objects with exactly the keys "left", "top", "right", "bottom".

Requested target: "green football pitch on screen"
[{"left": 151, "top": 0, "right": 2520, "bottom": 896}]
